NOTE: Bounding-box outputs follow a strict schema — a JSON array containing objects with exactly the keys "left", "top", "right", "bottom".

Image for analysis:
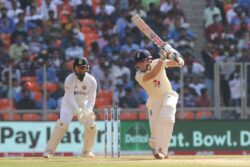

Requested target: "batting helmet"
[
  {"left": 134, "top": 49, "right": 152, "bottom": 63},
  {"left": 73, "top": 57, "right": 89, "bottom": 81},
  {"left": 134, "top": 49, "right": 152, "bottom": 72}
]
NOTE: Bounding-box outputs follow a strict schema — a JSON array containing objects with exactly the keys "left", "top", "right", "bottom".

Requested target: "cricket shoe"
[
  {"left": 43, "top": 150, "right": 53, "bottom": 159},
  {"left": 154, "top": 152, "right": 165, "bottom": 159},
  {"left": 82, "top": 151, "right": 95, "bottom": 158}
]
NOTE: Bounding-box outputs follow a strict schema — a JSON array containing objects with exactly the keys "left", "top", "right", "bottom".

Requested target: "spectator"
[
  {"left": 102, "top": 34, "right": 120, "bottom": 61},
  {"left": 0, "top": 41, "right": 10, "bottom": 71},
  {"left": 119, "top": 87, "right": 139, "bottom": 108},
  {"left": 201, "top": 42, "right": 216, "bottom": 99},
  {"left": 25, "top": 5, "right": 43, "bottom": 26},
  {"left": 168, "top": 17, "right": 194, "bottom": 41},
  {"left": 37, "top": 92, "right": 58, "bottom": 109},
  {"left": 229, "top": 72, "right": 242, "bottom": 106},
  {"left": 36, "top": 61, "right": 58, "bottom": 84},
  {"left": 205, "top": 14, "right": 225, "bottom": 42},
  {"left": 120, "top": 35, "right": 140, "bottom": 57},
  {"left": 7, "top": 0, "right": 23, "bottom": 23},
  {"left": 160, "top": 0, "right": 173, "bottom": 14},
  {"left": 230, "top": 6, "right": 250, "bottom": 32},
  {"left": 88, "top": 42, "right": 100, "bottom": 66},
  {"left": 129, "top": 2, "right": 147, "bottom": 18},
  {"left": 112, "top": 58, "right": 131, "bottom": 81},
  {"left": 183, "top": 85, "right": 196, "bottom": 107},
  {"left": 95, "top": 0, "right": 115, "bottom": 16},
  {"left": 65, "top": 38, "right": 84, "bottom": 60},
  {"left": 183, "top": 60, "right": 205, "bottom": 76},
  {"left": 75, "top": 0, "right": 94, "bottom": 19},
  {"left": 203, "top": 0, "right": 222, "bottom": 28},
  {"left": 91, "top": 55, "right": 114, "bottom": 90},
  {"left": 1, "top": 59, "right": 21, "bottom": 83},
  {"left": 41, "top": 0, "right": 58, "bottom": 20},
  {"left": 12, "top": 79, "right": 23, "bottom": 102},
  {"left": 0, "top": 6, "right": 15, "bottom": 33},
  {"left": 9, "top": 35, "right": 28, "bottom": 62},
  {"left": 134, "top": 82, "right": 147, "bottom": 105},
  {"left": 237, "top": 31, "right": 249, "bottom": 50},
  {"left": 196, "top": 88, "right": 211, "bottom": 107},
  {"left": 174, "top": 26, "right": 196, "bottom": 52},
  {"left": 189, "top": 76, "right": 206, "bottom": 96},
  {"left": 57, "top": 0, "right": 73, "bottom": 24},
  {"left": 99, "top": 64, "right": 114, "bottom": 90},
  {"left": 18, "top": 49, "right": 35, "bottom": 76},
  {"left": 16, "top": 89, "right": 36, "bottom": 109},
  {"left": 171, "top": 71, "right": 182, "bottom": 91},
  {"left": 113, "top": 79, "right": 125, "bottom": 105},
  {"left": 27, "top": 27, "right": 44, "bottom": 54},
  {"left": 51, "top": 83, "right": 64, "bottom": 100},
  {"left": 114, "top": 10, "right": 131, "bottom": 44}
]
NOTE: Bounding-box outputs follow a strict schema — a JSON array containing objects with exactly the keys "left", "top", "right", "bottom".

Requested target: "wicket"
[{"left": 104, "top": 106, "right": 121, "bottom": 158}]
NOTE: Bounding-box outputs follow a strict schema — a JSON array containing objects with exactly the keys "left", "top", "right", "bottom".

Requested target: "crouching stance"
[
  {"left": 43, "top": 57, "right": 97, "bottom": 158},
  {"left": 134, "top": 45, "right": 184, "bottom": 159}
]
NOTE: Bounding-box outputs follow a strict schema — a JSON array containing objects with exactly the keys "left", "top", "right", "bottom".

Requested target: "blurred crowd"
[{"left": 0, "top": 0, "right": 249, "bottom": 118}]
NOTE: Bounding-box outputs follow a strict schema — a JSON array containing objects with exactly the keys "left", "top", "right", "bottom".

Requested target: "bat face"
[
  {"left": 149, "top": 33, "right": 164, "bottom": 48},
  {"left": 132, "top": 15, "right": 164, "bottom": 48}
]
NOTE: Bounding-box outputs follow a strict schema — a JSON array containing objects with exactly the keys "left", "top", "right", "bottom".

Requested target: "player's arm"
[
  {"left": 166, "top": 60, "right": 182, "bottom": 68},
  {"left": 64, "top": 76, "right": 79, "bottom": 111},
  {"left": 86, "top": 77, "right": 97, "bottom": 110},
  {"left": 142, "top": 59, "right": 164, "bottom": 82}
]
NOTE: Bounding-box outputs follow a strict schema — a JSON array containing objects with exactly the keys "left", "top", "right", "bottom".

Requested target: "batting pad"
[
  {"left": 82, "top": 123, "right": 97, "bottom": 154},
  {"left": 155, "top": 119, "right": 174, "bottom": 156},
  {"left": 45, "top": 119, "right": 68, "bottom": 153},
  {"left": 149, "top": 137, "right": 156, "bottom": 149}
]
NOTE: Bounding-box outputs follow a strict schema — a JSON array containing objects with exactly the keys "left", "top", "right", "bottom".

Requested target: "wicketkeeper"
[
  {"left": 43, "top": 57, "right": 97, "bottom": 158},
  {"left": 134, "top": 43, "right": 184, "bottom": 159}
]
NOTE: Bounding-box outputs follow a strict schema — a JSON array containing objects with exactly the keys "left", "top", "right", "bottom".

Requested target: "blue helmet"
[{"left": 134, "top": 49, "right": 152, "bottom": 63}]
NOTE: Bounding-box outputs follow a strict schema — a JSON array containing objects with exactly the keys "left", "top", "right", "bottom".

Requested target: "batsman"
[
  {"left": 43, "top": 57, "right": 97, "bottom": 158},
  {"left": 134, "top": 44, "right": 184, "bottom": 159}
]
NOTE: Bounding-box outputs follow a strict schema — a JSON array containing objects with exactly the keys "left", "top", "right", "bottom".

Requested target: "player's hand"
[
  {"left": 176, "top": 56, "right": 184, "bottom": 67},
  {"left": 159, "top": 42, "right": 178, "bottom": 60}
]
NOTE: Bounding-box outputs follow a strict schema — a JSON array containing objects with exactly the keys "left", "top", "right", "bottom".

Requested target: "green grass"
[{"left": 0, "top": 155, "right": 249, "bottom": 167}]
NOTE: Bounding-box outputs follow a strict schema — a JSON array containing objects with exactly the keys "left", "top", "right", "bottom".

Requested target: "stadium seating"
[
  {"left": 32, "top": 91, "right": 42, "bottom": 102},
  {"left": 138, "top": 111, "right": 148, "bottom": 120},
  {"left": 44, "top": 82, "right": 58, "bottom": 93},
  {"left": 196, "top": 111, "right": 213, "bottom": 119},
  {"left": 120, "top": 112, "right": 138, "bottom": 120},
  {"left": 95, "top": 97, "right": 111, "bottom": 109},
  {"left": 97, "top": 90, "right": 113, "bottom": 102},
  {"left": 0, "top": 99, "right": 12, "bottom": 109},
  {"left": 47, "top": 113, "right": 59, "bottom": 121},
  {"left": 28, "top": 82, "right": 41, "bottom": 92},
  {"left": 22, "top": 113, "right": 42, "bottom": 121},
  {"left": 176, "top": 111, "right": 195, "bottom": 120},
  {"left": 2, "top": 113, "right": 22, "bottom": 121}
]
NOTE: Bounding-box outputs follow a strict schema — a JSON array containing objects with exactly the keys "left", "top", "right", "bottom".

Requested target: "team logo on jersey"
[
  {"left": 82, "top": 85, "right": 86, "bottom": 90},
  {"left": 153, "top": 80, "right": 161, "bottom": 87},
  {"left": 78, "top": 60, "right": 83, "bottom": 64}
]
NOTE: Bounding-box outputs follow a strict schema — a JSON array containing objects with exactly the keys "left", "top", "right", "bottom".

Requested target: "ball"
[{"left": 25, "top": 82, "right": 32, "bottom": 89}]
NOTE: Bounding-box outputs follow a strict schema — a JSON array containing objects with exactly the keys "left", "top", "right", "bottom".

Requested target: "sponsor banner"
[
  {"left": 0, "top": 121, "right": 117, "bottom": 153},
  {"left": 121, "top": 121, "right": 150, "bottom": 150},
  {"left": 121, "top": 120, "right": 250, "bottom": 151},
  {"left": 1, "top": 120, "right": 250, "bottom": 155}
]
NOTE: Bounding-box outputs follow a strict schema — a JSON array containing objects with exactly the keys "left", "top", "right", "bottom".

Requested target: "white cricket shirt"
[{"left": 61, "top": 72, "right": 97, "bottom": 113}]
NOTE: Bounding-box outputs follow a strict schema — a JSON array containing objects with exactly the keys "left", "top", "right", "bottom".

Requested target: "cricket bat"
[{"left": 131, "top": 14, "right": 165, "bottom": 48}]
